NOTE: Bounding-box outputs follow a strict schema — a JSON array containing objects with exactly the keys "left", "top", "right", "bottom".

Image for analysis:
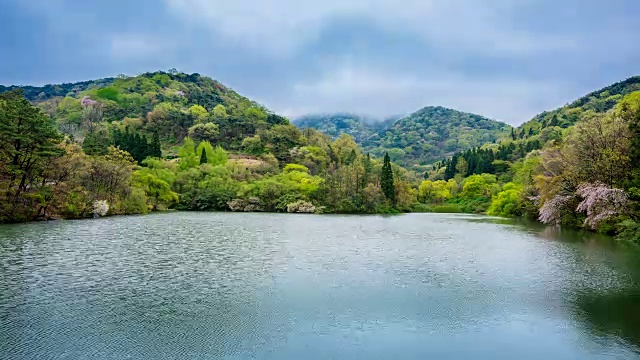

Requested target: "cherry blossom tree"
[
  {"left": 576, "top": 182, "right": 628, "bottom": 229},
  {"left": 538, "top": 194, "right": 572, "bottom": 225}
]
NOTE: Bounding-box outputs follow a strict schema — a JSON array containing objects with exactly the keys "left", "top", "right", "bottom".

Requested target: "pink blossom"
[
  {"left": 539, "top": 194, "right": 571, "bottom": 225},
  {"left": 81, "top": 96, "right": 98, "bottom": 107},
  {"left": 576, "top": 182, "right": 628, "bottom": 229}
]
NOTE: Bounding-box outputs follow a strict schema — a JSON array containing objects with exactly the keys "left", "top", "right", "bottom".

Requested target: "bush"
[
  {"left": 412, "top": 203, "right": 434, "bottom": 213},
  {"left": 286, "top": 201, "right": 316, "bottom": 213},
  {"left": 616, "top": 219, "right": 640, "bottom": 244},
  {"left": 432, "top": 204, "right": 463, "bottom": 213},
  {"left": 121, "top": 188, "right": 149, "bottom": 215}
]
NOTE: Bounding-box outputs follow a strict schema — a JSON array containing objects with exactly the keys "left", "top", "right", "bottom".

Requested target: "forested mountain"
[
  {"left": 5, "top": 69, "right": 640, "bottom": 245},
  {"left": 0, "top": 77, "right": 115, "bottom": 102},
  {"left": 435, "top": 75, "right": 640, "bottom": 181},
  {"left": 0, "top": 70, "right": 417, "bottom": 223},
  {"left": 419, "top": 75, "right": 640, "bottom": 243},
  {"left": 296, "top": 107, "right": 511, "bottom": 170},
  {"left": 294, "top": 113, "right": 377, "bottom": 143},
  {"left": 27, "top": 70, "right": 289, "bottom": 152}
]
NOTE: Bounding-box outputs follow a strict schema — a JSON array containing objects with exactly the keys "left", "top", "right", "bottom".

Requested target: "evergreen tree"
[
  {"left": 199, "top": 147, "right": 208, "bottom": 165},
  {"left": 82, "top": 130, "right": 110, "bottom": 156},
  {"left": 511, "top": 128, "right": 516, "bottom": 140},
  {"left": 381, "top": 152, "right": 395, "bottom": 204},
  {"left": 362, "top": 153, "right": 372, "bottom": 188},
  {"left": 151, "top": 132, "right": 162, "bottom": 158},
  {"left": 140, "top": 135, "right": 150, "bottom": 161},
  {"left": 132, "top": 133, "right": 142, "bottom": 162}
]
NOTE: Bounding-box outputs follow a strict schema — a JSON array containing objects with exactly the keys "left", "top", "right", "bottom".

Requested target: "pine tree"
[
  {"left": 132, "top": 133, "right": 142, "bottom": 162},
  {"left": 511, "top": 128, "right": 516, "bottom": 140},
  {"left": 199, "top": 147, "right": 208, "bottom": 165},
  {"left": 381, "top": 152, "right": 395, "bottom": 204},
  {"left": 151, "top": 132, "right": 162, "bottom": 158},
  {"left": 362, "top": 153, "right": 372, "bottom": 188}
]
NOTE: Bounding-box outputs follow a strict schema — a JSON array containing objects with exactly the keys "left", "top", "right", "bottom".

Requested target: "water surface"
[{"left": 1, "top": 212, "right": 640, "bottom": 359}]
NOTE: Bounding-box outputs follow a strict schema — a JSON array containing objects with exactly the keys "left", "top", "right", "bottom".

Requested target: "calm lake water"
[{"left": 1, "top": 212, "right": 640, "bottom": 359}]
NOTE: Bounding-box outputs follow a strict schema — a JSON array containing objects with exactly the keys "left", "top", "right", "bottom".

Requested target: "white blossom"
[
  {"left": 576, "top": 182, "right": 628, "bottom": 229},
  {"left": 92, "top": 200, "right": 109, "bottom": 217},
  {"left": 538, "top": 195, "right": 571, "bottom": 225}
]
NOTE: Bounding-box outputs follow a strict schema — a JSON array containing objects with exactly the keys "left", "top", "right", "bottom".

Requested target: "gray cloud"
[{"left": 4, "top": 0, "right": 639, "bottom": 125}]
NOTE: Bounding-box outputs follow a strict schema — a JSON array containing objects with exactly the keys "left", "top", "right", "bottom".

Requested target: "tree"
[
  {"left": 0, "top": 90, "right": 64, "bottom": 222},
  {"left": 212, "top": 104, "right": 228, "bottom": 120},
  {"left": 576, "top": 182, "right": 629, "bottom": 230},
  {"left": 133, "top": 172, "right": 178, "bottom": 211},
  {"left": 178, "top": 137, "right": 198, "bottom": 169},
  {"left": 381, "top": 152, "right": 395, "bottom": 204},
  {"left": 82, "top": 127, "right": 111, "bottom": 156},
  {"left": 487, "top": 183, "right": 523, "bottom": 217},
  {"left": 188, "top": 104, "right": 209, "bottom": 124},
  {"left": 188, "top": 122, "right": 219, "bottom": 143},
  {"left": 199, "top": 147, "right": 208, "bottom": 165},
  {"left": 150, "top": 132, "right": 162, "bottom": 158}
]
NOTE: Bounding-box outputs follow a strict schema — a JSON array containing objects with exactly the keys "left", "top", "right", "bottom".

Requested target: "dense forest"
[
  {"left": 3, "top": 70, "right": 640, "bottom": 245},
  {"left": 294, "top": 113, "right": 398, "bottom": 143},
  {"left": 420, "top": 76, "right": 640, "bottom": 243},
  {"left": 0, "top": 71, "right": 416, "bottom": 223},
  {"left": 296, "top": 107, "right": 511, "bottom": 170}
]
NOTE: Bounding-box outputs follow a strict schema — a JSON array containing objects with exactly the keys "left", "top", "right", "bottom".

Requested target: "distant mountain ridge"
[
  {"left": 0, "top": 78, "right": 116, "bottom": 102},
  {"left": 295, "top": 106, "right": 511, "bottom": 169}
]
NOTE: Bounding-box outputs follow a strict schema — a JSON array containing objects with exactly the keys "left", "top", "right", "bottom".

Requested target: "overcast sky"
[{"left": 1, "top": 0, "right": 639, "bottom": 125}]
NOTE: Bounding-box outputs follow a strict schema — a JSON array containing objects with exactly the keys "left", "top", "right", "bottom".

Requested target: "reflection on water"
[{"left": 1, "top": 212, "right": 640, "bottom": 359}]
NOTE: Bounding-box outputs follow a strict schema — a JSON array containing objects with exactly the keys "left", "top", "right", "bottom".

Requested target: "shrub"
[
  {"left": 432, "top": 204, "right": 463, "bottom": 213},
  {"left": 412, "top": 203, "right": 434, "bottom": 213},
  {"left": 616, "top": 219, "right": 640, "bottom": 244}
]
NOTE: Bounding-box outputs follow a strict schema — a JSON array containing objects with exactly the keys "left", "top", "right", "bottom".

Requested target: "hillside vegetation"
[
  {"left": 295, "top": 107, "right": 511, "bottom": 170},
  {"left": 0, "top": 71, "right": 417, "bottom": 223},
  {"left": 420, "top": 76, "right": 640, "bottom": 243}
]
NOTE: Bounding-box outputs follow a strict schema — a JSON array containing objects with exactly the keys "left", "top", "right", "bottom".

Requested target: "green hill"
[
  {"left": 16, "top": 71, "right": 289, "bottom": 156},
  {"left": 1, "top": 70, "right": 419, "bottom": 223},
  {"left": 434, "top": 75, "right": 640, "bottom": 182},
  {"left": 420, "top": 75, "right": 640, "bottom": 232},
  {"left": 293, "top": 113, "right": 398, "bottom": 143},
  {"left": 296, "top": 107, "right": 511, "bottom": 170},
  {"left": 0, "top": 78, "right": 115, "bottom": 102}
]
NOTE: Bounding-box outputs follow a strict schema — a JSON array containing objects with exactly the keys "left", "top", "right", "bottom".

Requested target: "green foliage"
[
  {"left": 296, "top": 107, "right": 510, "bottom": 169},
  {"left": 188, "top": 122, "right": 219, "bottom": 143},
  {"left": 432, "top": 204, "right": 463, "bottom": 213},
  {"left": 96, "top": 87, "right": 120, "bottom": 102},
  {"left": 1, "top": 74, "right": 423, "bottom": 223},
  {"left": 82, "top": 128, "right": 111, "bottom": 156},
  {"left": 381, "top": 152, "right": 395, "bottom": 203},
  {"left": 487, "top": 183, "right": 524, "bottom": 217},
  {"left": 283, "top": 164, "right": 309, "bottom": 173},
  {"left": 112, "top": 128, "right": 160, "bottom": 163},
  {"left": 199, "top": 147, "right": 208, "bottom": 165},
  {"left": 0, "top": 90, "right": 64, "bottom": 222},
  {"left": 616, "top": 219, "right": 640, "bottom": 244},
  {"left": 419, "top": 179, "right": 456, "bottom": 203},
  {"left": 178, "top": 138, "right": 198, "bottom": 169}
]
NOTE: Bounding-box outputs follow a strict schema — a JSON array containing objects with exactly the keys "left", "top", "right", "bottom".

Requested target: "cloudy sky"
[{"left": 1, "top": 0, "right": 639, "bottom": 125}]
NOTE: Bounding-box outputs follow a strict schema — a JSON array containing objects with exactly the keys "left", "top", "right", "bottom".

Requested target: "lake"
[{"left": 1, "top": 212, "right": 640, "bottom": 359}]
